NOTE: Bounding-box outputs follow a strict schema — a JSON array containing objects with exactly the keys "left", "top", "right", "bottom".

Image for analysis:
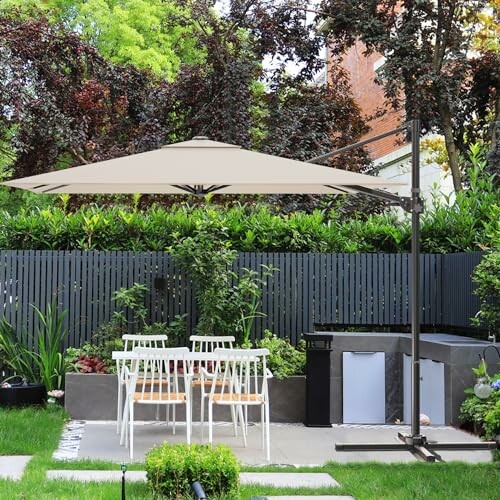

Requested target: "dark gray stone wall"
[
  {"left": 65, "top": 373, "right": 305, "bottom": 423},
  {"left": 320, "top": 332, "right": 496, "bottom": 425}
]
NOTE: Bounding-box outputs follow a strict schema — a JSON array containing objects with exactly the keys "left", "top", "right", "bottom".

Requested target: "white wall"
[{"left": 375, "top": 142, "right": 455, "bottom": 209}]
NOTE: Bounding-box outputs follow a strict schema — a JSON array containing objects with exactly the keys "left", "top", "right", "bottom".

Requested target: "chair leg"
[
  {"left": 200, "top": 391, "right": 205, "bottom": 441},
  {"left": 208, "top": 401, "right": 213, "bottom": 447},
  {"left": 231, "top": 405, "right": 238, "bottom": 436},
  {"left": 116, "top": 379, "right": 122, "bottom": 434},
  {"left": 265, "top": 402, "right": 270, "bottom": 462},
  {"left": 172, "top": 406, "right": 176, "bottom": 435},
  {"left": 238, "top": 405, "right": 247, "bottom": 448},
  {"left": 129, "top": 403, "right": 134, "bottom": 460},
  {"left": 120, "top": 395, "right": 128, "bottom": 446},
  {"left": 155, "top": 403, "right": 160, "bottom": 421},
  {"left": 261, "top": 405, "right": 265, "bottom": 450},
  {"left": 186, "top": 400, "right": 191, "bottom": 445}
]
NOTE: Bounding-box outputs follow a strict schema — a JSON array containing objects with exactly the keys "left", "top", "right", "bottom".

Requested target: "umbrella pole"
[{"left": 410, "top": 118, "right": 422, "bottom": 441}]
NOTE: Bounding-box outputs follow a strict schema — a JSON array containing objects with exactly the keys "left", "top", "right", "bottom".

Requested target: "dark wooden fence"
[{"left": 0, "top": 251, "right": 483, "bottom": 348}]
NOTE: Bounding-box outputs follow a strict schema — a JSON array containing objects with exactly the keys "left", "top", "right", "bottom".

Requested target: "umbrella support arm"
[{"left": 307, "top": 121, "right": 422, "bottom": 213}]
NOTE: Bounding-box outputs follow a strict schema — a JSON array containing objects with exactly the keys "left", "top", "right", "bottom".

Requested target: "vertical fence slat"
[{"left": 0, "top": 251, "right": 483, "bottom": 349}]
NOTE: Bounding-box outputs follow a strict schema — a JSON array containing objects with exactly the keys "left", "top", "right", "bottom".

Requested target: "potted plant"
[{"left": 0, "top": 301, "right": 68, "bottom": 407}]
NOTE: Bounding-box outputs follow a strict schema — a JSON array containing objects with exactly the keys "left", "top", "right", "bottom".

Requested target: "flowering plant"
[
  {"left": 47, "top": 389, "right": 65, "bottom": 405},
  {"left": 491, "top": 380, "right": 500, "bottom": 391}
]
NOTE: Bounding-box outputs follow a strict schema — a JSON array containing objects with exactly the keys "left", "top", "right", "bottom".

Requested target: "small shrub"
[
  {"left": 472, "top": 252, "right": 500, "bottom": 333},
  {"left": 145, "top": 443, "right": 239, "bottom": 499},
  {"left": 255, "top": 330, "right": 306, "bottom": 379}
]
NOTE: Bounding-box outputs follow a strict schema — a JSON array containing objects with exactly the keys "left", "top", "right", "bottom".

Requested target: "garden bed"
[{"left": 65, "top": 373, "right": 305, "bottom": 422}]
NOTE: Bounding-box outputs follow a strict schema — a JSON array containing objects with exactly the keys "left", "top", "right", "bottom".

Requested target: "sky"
[{"left": 214, "top": 1, "right": 325, "bottom": 78}]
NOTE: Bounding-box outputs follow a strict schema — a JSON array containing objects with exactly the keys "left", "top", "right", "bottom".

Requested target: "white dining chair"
[
  {"left": 189, "top": 335, "right": 235, "bottom": 436},
  {"left": 204, "top": 347, "right": 273, "bottom": 462},
  {"left": 122, "top": 346, "right": 192, "bottom": 460},
  {"left": 116, "top": 334, "right": 168, "bottom": 433}
]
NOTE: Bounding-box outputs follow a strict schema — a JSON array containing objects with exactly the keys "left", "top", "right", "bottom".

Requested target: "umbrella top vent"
[{"left": 163, "top": 137, "right": 240, "bottom": 149}]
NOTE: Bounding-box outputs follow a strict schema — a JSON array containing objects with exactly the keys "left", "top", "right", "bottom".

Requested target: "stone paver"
[
  {"left": 47, "top": 470, "right": 147, "bottom": 482},
  {"left": 241, "top": 472, "right": 339, "bottom": 488},
  {"left": 73, "top": 421, "right": 494, "bottom": 465},
  {"left": 0, "top": 456, "right": 32, "bottom": 481}
]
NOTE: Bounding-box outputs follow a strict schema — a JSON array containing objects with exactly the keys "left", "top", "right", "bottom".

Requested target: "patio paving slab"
[
  {"left": 0, "top": 456, "right": 32, "bottom": 481},
  {"left": 70, "top": 421, "right": 494, "bottom": 465},
  {"left": 47, "top": 470, "right": 146, "bottom": 482},
  {"left": 240, "top": 472, "right": 339, "bottom": 487}
]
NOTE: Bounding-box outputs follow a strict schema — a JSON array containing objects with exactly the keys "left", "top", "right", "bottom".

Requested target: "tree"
[
  {"left": 0, "top": 0, "right": 204, "bottom": 79},
  {"left": 319, "top": 0, "right": 500, "bottom": 191},
  {"left": 0, "top": 3, "right": 371, "bottom": 213},
  {"left": 0, "top": 15, "right": 178, "bottom": 179}
]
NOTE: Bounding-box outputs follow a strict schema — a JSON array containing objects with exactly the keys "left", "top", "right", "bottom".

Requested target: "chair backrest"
[
  {"left": 189, "top": 335, "right": 235, "bottom": 376},
  {"left": 211, "top": 348, "right": 270, "bottom": 402},
  {"left": 118, "top": 334, "right": 169, "bottom": 381},
  {"left": 130, "top": 347, "right": 190, "bottom": 403},
  {"left": 122, "top": 334, "right": 168, "bottom": 351},
  {"left": 189, "top": 335, "right": 235, "bottom": 352}
]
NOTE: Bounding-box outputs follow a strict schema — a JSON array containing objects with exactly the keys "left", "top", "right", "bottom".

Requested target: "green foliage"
[
  {"left": 459, "top": 361, "right": 500, "bottom": 444},
  {"left": 112, "top": 283, "right": 148, "bottom": 330},
  {"left": 0, "top": 301, "right": 67, "bottom": 389},
  {"left": 144, "top": 314, "right": 188, "bottom": 347},
  {"left": 145, "top": 443, "right": 239, "bottom": 500},
  {"left": 472, "top": 252, "right": 500, "bottom": 332},
  {"left": 170, "top": 217, "right": 277, "bottom": 341},
  {"left": 483, "top": 399, "right": 500, "bottom": 440},
  {"left": 28, "top": 301, "right": 68, "bottom": 391},
  {"left": 420, "top": 147, "right": 499, "bottom": 253},
  {"left": 0, "top": 318, "right": 37, "bottom": 382},
  {"left": 0, "top": 180, "right": 497, "bottom": 254},
  {"left": 1, "top": 0, "right": 204, "bottom": 79},
  {"left": 64, "top": 284, "right": 187, "bottom": 372},
  {"left": 320, "top": 0, "right": 500, "bottom": 191},
  {"left": 255, "top": 330, "right": 306, "bottom": 379},
  {"left": 459, "top": 395, "right": 498, "bottom": 429}
]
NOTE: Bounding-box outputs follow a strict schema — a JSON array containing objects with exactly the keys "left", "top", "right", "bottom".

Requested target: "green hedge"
[
  {"left": 0, "top": 196, "right": 496, "bottom": 253},
  {"left": 145, "top": 443, "right": 239, "bottom": 499}
]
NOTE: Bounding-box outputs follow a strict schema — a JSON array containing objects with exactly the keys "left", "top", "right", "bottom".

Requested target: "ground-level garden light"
[{"left": 3, "top": 119, "right": 498, "bottom": 460}]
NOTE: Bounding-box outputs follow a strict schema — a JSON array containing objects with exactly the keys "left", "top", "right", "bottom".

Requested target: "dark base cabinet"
[{"left": 0, "top": 383, "right": 46, "bottom": 407}]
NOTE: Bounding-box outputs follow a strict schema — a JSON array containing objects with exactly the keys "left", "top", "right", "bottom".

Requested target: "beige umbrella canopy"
[{"left": 3, "top": 137, "right": 403, "bottom": 195}]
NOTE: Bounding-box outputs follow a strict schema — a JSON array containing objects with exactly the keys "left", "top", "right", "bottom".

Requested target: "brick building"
[{"left": 327, "top": 43, "right": 454, "bottom": 203}]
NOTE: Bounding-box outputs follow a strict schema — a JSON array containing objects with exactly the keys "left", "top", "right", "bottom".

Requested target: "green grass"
[{"left": 0, "top": 407, "right": 499, "bottom": 499}]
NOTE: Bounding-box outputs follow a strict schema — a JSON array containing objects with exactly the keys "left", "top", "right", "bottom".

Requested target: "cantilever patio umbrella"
[
  {"left": 4, "top": 120, "right": 497, "bottom": 459},
  {"left": 4, "top": 136, "right": 402, "bottom": 195}
]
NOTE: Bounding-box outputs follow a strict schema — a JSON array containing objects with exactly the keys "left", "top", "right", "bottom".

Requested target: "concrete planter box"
[{"left": 65, "top": 373, "right": 305, "bottom": 422}]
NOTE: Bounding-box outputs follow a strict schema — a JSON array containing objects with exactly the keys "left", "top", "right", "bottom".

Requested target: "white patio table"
[{"left": 112, "top": 349, "right": 261, "bottom": 443}]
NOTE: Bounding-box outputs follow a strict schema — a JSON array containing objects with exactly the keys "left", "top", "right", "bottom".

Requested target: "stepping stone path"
[
  {"left": 240, "top": 472, "right": 339, "bottom": 488},
  {"left": 46, "top": 470, "right": 353, "bottom": 498},
  {"left": 47, "top": 470, "right": 147, "bottom": 482},
  {"left": 0, "top": 456, "right": 32, "bottom": 481}
]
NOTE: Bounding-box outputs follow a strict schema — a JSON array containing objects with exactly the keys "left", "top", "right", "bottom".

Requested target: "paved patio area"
[{"left": 58, "top": 420, "right": 494, "bottom": 465}]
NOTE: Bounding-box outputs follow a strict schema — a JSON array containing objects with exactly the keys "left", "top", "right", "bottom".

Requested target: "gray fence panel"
[
  {"left": 442, "top": 252, "right": 483, "bottom": 327},
  {"left": 0, "top": 251, "right": 484, "bottom": 349}
]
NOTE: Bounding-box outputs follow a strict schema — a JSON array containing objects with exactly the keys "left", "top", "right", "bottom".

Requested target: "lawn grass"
[
  {"left": 0, "top": 407, "right": 499, "bottom": 499},
  {"left": 0, "top": 406, "right": 66, "bottom": 455}
]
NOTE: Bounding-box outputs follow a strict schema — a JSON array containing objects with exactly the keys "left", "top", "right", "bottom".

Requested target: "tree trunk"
[{"left": 438, "top": 101, "right": 462, "bottom": 192}]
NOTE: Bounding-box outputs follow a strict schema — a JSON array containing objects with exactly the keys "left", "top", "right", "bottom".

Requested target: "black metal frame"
[{"left": 306, "top": 119, "right": 498, "bottom": 461}]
